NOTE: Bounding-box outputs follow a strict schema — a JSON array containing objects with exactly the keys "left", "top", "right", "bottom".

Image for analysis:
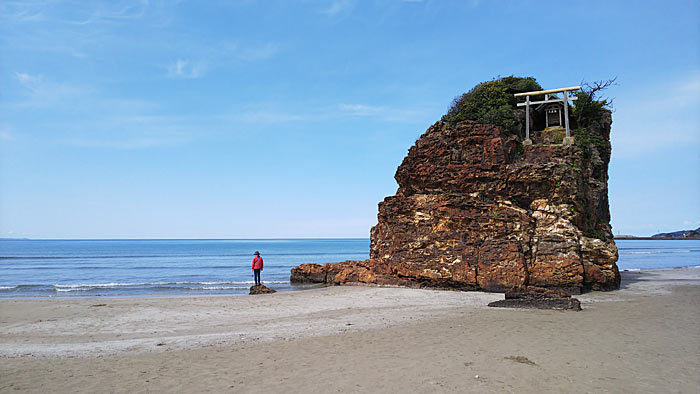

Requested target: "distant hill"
[
  {"left": 614, "top": 227, "right": 700, "bottom": 240},
  {"left": 652, "top": 227, "right": 700, "bottom": 239}
]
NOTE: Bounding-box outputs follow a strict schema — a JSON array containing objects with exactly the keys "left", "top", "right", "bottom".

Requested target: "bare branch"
[
  {"left": 581, "top": 77, "right": 618, "bottom": 103},
  {"left": 574, "top": 77, "right": 618, "bottom": 125}
]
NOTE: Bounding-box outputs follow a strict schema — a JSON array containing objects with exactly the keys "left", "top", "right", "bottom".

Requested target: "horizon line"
[{"left": 0, "top": 237, "right": 371, "bottom": 241}]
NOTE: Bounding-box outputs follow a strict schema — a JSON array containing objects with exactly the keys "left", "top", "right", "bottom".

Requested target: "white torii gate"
[{"left": 514, "top": 86, "right": 580, "bottom": 145}]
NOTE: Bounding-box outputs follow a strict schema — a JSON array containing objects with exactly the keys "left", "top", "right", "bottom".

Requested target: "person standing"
[{"left": 251, "top": 251, "right": 263, "bottom": 286}]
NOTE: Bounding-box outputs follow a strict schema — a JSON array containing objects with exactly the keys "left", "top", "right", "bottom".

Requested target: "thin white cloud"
[
  {"left": 221, "top": 102, "right": 431, "bottom": 125},
  {"left": 14, "top": 72, "right": 42, "bottom": 88},
  {"left": 12, "top": 72, "right": 91, "bottom": 108},
  {"left": 339, "top": 103, "right": 384, "bottom": 116},
  {"left": 338, "top": 103, "right": 430, "bottom": 123},
  {"left": 71, "top": 0, "right": 150, "bottom": 25},
  {"left": 1, "top": 0, "right": 153, "bottom": 25},
  {"left": 10, "top": 73, "right": 156, "bottom": 114},
  {"left": 0, "top": 130, "right": 15, "bottom": 142},
  {"left": 65, "top": 110, "right": 201, "bottom": 149},
  {"left": 64, "top": 113, "right": 200, "bottom": 149},
  {"left": 678, "top": 73, "right": 700, "bottom": 93},
  {"left": 3, "top": 3, "right": 277, "bottom": 79},
  {"left": 207, "top": 41, "right": 279, "bottom": 64},
  {"left": 1, "top": 0, "right": 171, "bottom": 61},
  {"left": 0, "top": 1, "right": 46, "bottom": 22},
  {"left": 320, "top": 0, "right": 355, "bottom": 16},
  {"left": 235, "top": 42, "right": 279, "bottom": 62},
  {"left": 166, "top": 59, "right": 206, "bottom": 79},
  {"left": 610, "top": 72, "right": 700, "bottom": 158},
  {"left": 8, "top": 72, "right": 199, "bottom": 150},
  {"left": 70, "top": 136, "right": 188, "bottom": 149},
  {"left": 227, "top": 110, "right": 306, "bottom": 123},
  {"left": 165, "top": 42, "right": 278, "bottom": 79}
]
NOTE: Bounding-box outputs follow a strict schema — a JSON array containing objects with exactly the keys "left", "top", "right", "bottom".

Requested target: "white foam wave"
[
  {"left": 55, "top": 288, "right": 89, "bottom": 292},
  {"left": 622, "top": 250, "right": 692, "bottom": 255},
  {"left": 50, "top": 280, "right": 290, "bottom": 291},
  {"left": 50, "top": 280, "right": 289, "bottom": 290},
  {"left": 189, "top": 286, "right": 249, "bottom": 290},
  {"left": 0, "top": 286, "right": 17, "bottom": 290},
  {"left": 54, "top": 282, "right": 149, "bottom": 288},
  {"left": 198, "top": 280, "right": 289, "bottom": 285}
]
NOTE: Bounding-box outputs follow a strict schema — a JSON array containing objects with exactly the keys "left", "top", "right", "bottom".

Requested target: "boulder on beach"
[
  {"left": 249, "top": 284, "right": 276, "bottom": 295},
  {"left": 487, "top": 286, "right": 582, "bottom": 311}
]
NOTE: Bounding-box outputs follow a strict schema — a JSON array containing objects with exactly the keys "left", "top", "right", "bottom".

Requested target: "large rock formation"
[{"left": 291, "top": 112, "right": 620, "bottom": 294}]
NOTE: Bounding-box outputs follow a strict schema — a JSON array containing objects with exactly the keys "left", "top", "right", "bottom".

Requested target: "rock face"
[
  {"left": 291, "top": 115, "right": 620, "bottom": 294},
  {"left": 249, "top": 284, "right": 276, "bottom": 295}
]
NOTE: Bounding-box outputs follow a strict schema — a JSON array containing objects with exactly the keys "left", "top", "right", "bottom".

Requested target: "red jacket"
[{"left": 252, "top": 256, "right": 263, "bottom": 270}]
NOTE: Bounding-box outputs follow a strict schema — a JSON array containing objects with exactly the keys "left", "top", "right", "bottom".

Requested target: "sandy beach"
[{"left": 1, "top": 268, "right": 699, "bottom": 393}]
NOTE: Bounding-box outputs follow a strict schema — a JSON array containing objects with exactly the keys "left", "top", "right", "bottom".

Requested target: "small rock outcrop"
[
  {"left": 291, "top": 96, "right": 620, "bottom": 294},
  {"left": 487, "top": 286, "right": 582, "bottom": 310},
  {"left": 249, "top": 284, "right": 276, "bottom": 295}
]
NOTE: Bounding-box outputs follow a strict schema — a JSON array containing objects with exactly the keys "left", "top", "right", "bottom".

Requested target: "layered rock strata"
[{"left": 291, "top": 117, "right": 620, "bottom": 294}]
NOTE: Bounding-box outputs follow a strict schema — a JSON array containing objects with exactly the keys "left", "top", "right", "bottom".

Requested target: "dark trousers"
[{"left": 253, "top": 269, "right": 261, "bottom": 285}]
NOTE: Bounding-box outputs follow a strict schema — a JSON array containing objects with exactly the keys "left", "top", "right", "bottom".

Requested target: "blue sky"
[{"left": 1, "top": 0, "right": 698, "bottom": 238}]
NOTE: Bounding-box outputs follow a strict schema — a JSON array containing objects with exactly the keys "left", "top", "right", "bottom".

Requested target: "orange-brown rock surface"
[{"left": 291, "top": 116, "right": 620, "bottom": 294}]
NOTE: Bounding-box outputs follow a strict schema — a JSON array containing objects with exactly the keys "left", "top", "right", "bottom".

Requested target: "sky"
[{"left": 0, "top": 0, "right": 698, "bottom": 239}]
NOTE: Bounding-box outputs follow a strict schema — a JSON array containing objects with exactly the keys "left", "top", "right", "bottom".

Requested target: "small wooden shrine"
[{"left": 514, "top": 86, "right": 580, "bottom": 145}]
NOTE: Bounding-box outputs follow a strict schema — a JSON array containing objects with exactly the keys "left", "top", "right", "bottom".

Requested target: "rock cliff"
[{"left": 291, "top": 108, "right": 620, "bottom": 294}]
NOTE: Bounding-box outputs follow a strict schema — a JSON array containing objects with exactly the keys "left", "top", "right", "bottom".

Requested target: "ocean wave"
[
  {"left": 185, "top": 286, "right": 250, "bottom": 290},
  {"left": 0, "top": 284, "right": 48, "bottom": 291},
  {"left": 0, "top": 265, "right": 240, "bottom": 271},
  {"left": 54, "top": 282, "right": 151, "bottom": 288},
  {"left": 621, "top": 250, "right": 693, "bottom": 255},
  {"left": 52, "top": 281, "right": 289, "bottom": 292},
  {"left": 51, "top": 280, "right": 289, "bottom": 289},
  {"left": 0, "top": 251, "right": 368, "bottom": 260}
]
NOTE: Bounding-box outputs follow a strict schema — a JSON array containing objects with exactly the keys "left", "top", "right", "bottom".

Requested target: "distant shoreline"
[
  {"left": 614, "top": 236, "right": 700, "bottom": 240},
  {"left": 3, "top": 237, "right": 699, "bottom": 241},
  {"left": 0, "top": 237, "right": 369, "bottom": 241}
]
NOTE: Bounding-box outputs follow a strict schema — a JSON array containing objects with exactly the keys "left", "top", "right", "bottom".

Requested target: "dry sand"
[{"left": 1, "top": 268, "right": 699, "bottom": 393}]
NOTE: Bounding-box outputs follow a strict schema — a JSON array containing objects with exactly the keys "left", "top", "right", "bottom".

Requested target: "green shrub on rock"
[{"left": 441, "top": 76, "right": 541, "bottom": 133}]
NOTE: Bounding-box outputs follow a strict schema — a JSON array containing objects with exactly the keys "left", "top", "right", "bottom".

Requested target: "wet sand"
[{"left": 1, "top": 268, "right": 699, "bottom": 393}]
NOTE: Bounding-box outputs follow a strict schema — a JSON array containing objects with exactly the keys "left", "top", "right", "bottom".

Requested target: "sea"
[{"left": 0, "top": 239, "right": 698, "bottom": 298}]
